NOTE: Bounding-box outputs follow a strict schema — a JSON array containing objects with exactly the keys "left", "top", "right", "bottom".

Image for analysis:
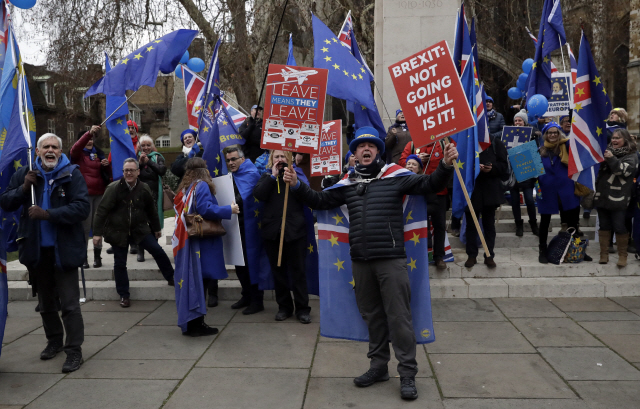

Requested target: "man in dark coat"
[
  {"left": 385, "top": 109, "right": 411, "bottom": 164},
  {"left": 1, "top": 133, "right": 90, "bottom": 373},
  {"left": 284, "top": 126, "right": 457, "bottom": 401},
  {"left": 92, "top": 158, "right": 174, "bottom": 308},
  {"left": 238, "top": 105, "right": 264, "bottom": 162},
  {"left": 486, "top": 96, "right": 505, "bottom": 140}
]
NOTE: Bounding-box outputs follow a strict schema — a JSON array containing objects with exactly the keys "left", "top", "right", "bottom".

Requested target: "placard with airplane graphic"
[
  {"left": 311, "top": 120, "right": 342, "bottom": 177},
  {"left": 261, "top": 64, "right": 329, "bottom": 154}
]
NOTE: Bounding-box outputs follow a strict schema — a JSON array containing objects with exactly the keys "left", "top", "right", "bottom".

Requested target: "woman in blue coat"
[
  {"left": 537, "top": 122, "right": 581, "bottom": 264},
  {"left": 175, "top": 158, "right": 239, "bottom": 336}
]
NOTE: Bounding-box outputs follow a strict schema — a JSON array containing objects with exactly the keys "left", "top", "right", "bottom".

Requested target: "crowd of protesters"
[{"left": 3, "top": 98, "right": 639, "bottom": 402}]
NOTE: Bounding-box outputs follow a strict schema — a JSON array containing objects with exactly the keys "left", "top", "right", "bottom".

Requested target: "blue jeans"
[
  {"left": 113, "top": 233, "right": 174, "bottom": 298},
  {"left": 509, "top": 187, "right": 536, "bottom": 222}
]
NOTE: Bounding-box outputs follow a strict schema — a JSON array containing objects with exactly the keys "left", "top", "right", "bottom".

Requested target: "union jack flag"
[
  {"left": 453, "top": 3, "right": 472, "bottom": 76},
  {"left": 568, "top": 31, "right": 611, "bottom": 190},
  {"left": 337, "top": 11, "right": 373, "bottom": 80},
  {"left": 476, "top": 83, "right": 491, "bottom": 150},
  {"left": 221, "top": 98, "right": 247, "bottom": 127},
  {"left": 317, "top": 189, "right": 435, "bottom": 343}
]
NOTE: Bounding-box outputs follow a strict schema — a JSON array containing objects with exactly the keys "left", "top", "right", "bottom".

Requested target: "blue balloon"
[
  {"left": 508, "top": 87, "right": 521, "bottom": 100},
  {"left": 522, "top": 58, "right": 534, "bottom": 74},
  {"left": 527, "top": 94, "right": 549, "bottom": 117},
  {"left": 10, "top": 0, "right": 37, "bottom": 9},
  {"left": 528, "top": 114, "right": 537, "bottom": 124},
  {"left": 516, "top": 78, "right": 526, "bottom": 91},
  {"left": 518, "top": 73, "right": 529, "bottom": 84},
  {"left": 180, "top": 51, "right": 190, "bottom": 64},
  {"left": 187, "top": 57, "right": 205, "bottom": 73},
  {"left": 175, "top": 65, "right": 183, "bottom": 79},
  {"left": 521, "top": 90, "right": 527, "bottom": 99}
]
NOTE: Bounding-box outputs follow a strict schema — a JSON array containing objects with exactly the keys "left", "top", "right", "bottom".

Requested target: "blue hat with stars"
[{"left": 349, "top": 126, "right": 385, "bottom": 154}]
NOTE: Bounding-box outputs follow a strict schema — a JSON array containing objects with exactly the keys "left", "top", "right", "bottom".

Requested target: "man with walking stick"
[{"left": 284, "top": 126, "right": 458, "bottom": 400}]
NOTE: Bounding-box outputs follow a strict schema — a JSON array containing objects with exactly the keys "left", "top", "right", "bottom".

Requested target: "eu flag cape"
[{"left": 317, "top": 165, "right": 435, "bottom": 343}]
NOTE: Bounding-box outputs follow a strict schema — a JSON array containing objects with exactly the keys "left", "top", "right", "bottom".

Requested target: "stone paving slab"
[
  {"left": 548, "top": 297, "right": 628, "bottom": 312},
  {"left": 0, "top": 373, "right": 64, "bottom": 406},
  {"left": 28, "top": 312, "right": 148, "bottom": 337},
  {"left": 538, "top": 347, "right": 640, "bottom": 381},
  {"left": 569, "top": 380, "right": 640, "bottom": 409},
  {"left": 566, "top": 311, "right": 640, "bottom": 321},
  {"left": 0, "top": 335, "right": 116, "bottom": 374},
  {"left": 597, "top": 334, "right": 640, "bottom": 362},
  {"left": 230, "top": 300, "right": 320, "bottom": 324},
  {"left": 425, "top": 322, "right": 535, "bottom": 354},
  {"left": 164, "top": 368, "right": 308, "bottom": 409},
  {"left": 138, "top": 300, "right": 237, "bottom": 327},
  {"left": 441, "top": 398, "right": 588, "bottom": 409},
  {"left": 432, "top": 299, "right": 506, "bottom": 322},
  {"left": 430, "top": 353, "right": 575, "bottom": 399},
  {"left": 578, "top": 320, "right": 640, "bottom": 335},
  {"left": 510, "top": 318, "right": 603, "bottom": 347},
  {"left": 66, "top": 359, "right": 195, "bottom": 380},
  {"left": 23, "top": 379, "right": 178, "bottom": 409},
  {"left": 611, "top": 296, "right": 640, "bottom": 310},
  {"left": 303, "top": 377, "right": 443, "bottom": 408},
  {"left": 79, "top": 300, "right": 163, "bottom": 312},
  {"left": 310, "top": 341, "right": 433, "bottom": 378},
  {"left": 196, "top": 322, "right": 318, "bottom": 368},
  {"left": 492, "top": 298, "right": 566, "bottom": 318}
]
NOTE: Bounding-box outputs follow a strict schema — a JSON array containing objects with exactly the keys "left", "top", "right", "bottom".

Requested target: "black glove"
[
  {"left": 22, "top": 170, "right": 38, "bottom": 193},
  {"left": 28, "top": 206, "right": 50, "bottom": 220}
]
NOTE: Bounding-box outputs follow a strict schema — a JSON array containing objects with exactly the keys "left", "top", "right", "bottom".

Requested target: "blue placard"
[
  {"left": 502, "top": 126, "right": 533, "bottom": 149},
  {"left": 508, "top": 140, "right": 545, "bottom": 182}
]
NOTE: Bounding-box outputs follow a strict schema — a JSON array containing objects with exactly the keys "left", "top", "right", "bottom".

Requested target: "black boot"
[
  {"left": 137, "top": 248, "right": 145, "bottom": 262},
  {"left": 539, "top": 244, "right": 548, "bottom": 264},
  {"left": 93, "top": 248, "right": 102, "bottom": 268},
  {"left": 207, "top": 280, "right": 219, "bottom": 308},
  {"left": 529, "top": 220, "right": 539, "bottom": 236},
  {"left": 129, "top": 245, "right": 138, "bottom": 255},
  {"left": 106, "top": 247, "right": 114, "bottom": 254},
  {"left": 515, "top": 220, "right": 524, "bottom": 237}
]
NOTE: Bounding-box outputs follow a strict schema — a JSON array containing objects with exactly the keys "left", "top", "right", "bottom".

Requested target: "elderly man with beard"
[
  {"left": 1, "top": 133, "right": 90, "bottom": 373},
  {"left": 284, "top": 126, "right": 457, "bottom": 400}
]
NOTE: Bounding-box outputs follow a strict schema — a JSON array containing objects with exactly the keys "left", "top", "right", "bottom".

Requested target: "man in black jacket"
[
  {"left": 284, "top": 126, "right": 458, "bottom": 400},
  {"left": 1, "top": 133, "right": 90, "bottom": 373},
  {"left": 238, "top": 105, "right": 264, "bottom": 162},
  {"left": 92, "top": 158, "right": 174, "bottom": 308}
]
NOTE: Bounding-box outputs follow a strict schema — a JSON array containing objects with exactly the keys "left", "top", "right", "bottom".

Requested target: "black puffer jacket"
[
  {"left": 293, "top": 162, "right": 453, "bottom": 260},
  {"left": 253, "top": 173, "right": 307, "bottom": 242},
  {"left": 239, "top": 117, "right": 264, "bottom": 162}
]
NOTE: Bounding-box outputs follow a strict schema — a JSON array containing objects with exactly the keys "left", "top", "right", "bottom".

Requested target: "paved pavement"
[{"left": 2, "top": 297, "right": 640, "bottom": 408}]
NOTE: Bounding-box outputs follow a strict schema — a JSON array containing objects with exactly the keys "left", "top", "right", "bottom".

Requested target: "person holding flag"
[
  {"left": 1, "top": 134, "right": 90, "bottom": 373},
  {"left": 284, "top": 127, "right": 457, "bottom": 400},
  {"left": 171, "top": 129, "right": 202, "bottom": 185}
]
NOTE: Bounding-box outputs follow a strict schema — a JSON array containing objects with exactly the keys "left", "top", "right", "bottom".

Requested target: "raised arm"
[{"left": 194, "top": 182, "right": 232, "bottom": 221}]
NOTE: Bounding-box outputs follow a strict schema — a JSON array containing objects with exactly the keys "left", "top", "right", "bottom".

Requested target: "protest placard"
[
  {"left": 508, "top": 140, "right": 545, "bottom": 183},
  {"left": 211, "top": 174, "right": 244, "bottom": 266},
  {"left": 261, "top": 64, "right": 328, "bottom": 154},
  {"left": 388, "top": 40, "right": 475, "bottom": 148},
  {"left": 311, "top": 120, "right": 342, "bottom": 177},
  {"left": 501, "top": 126, "right": 533, "bottom": 149},
  {"left": 543, "top": 73, "right": 572, "bottom": 117}
]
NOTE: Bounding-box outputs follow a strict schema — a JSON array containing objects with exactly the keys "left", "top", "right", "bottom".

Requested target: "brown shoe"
[
  {"left": 120, "top": 297, "right": 131, "bottom": 308},
  {"left": 484, "top": 257, "right": 497, "bottom": 268},
  {"left": 464, "top": 257, "right": 477, "bottom": 268},
  {"left": 435, "top": 258, "right": 447, "bottom": 270}
]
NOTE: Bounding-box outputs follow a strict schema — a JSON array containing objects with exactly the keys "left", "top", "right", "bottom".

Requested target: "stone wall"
[{"left": 628, "top": 1, "right": 640, "bottom": 134}]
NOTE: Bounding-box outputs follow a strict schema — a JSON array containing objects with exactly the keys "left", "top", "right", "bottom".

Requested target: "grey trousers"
[
  {"left": 83, "top": 194, "right": 103, "bottom": 249},
  {"left": 352, "top": 258, "right": 418, "bottom": 377}
]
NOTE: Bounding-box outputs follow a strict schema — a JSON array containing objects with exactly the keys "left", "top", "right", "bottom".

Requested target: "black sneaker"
[
  {"left": 129, "top": 246, "right": 138, "bottom": 255},
  {"left": 242, "top": 304, "right": 265, "bottom": 315},
  {"left": 296, "top": 312, "right": 311, "bottom": 324},
  {"left": 400, "top": 376, "right": 418, "bottom": 400},
  {"left": 106, "top": 247, "right": 114, "bottom": 254},
  {"left": 61, "top": 353, "right": 84, "bottom": 373},
  {"left": 275, "top": 310, "right": 293, "bottom": 321},
  {"left": 40, "top": 341, "right": 63, "bottom": 360},
  {"left": 231, "top": 298, "right": 250, "bottom": 309},
  {"left": 207, "top": 295, "right": 219, "bottom": 308},
  {"left": 182, "top": 322, "right": 219, "bottom": 337},
  {"left": 353, "top": 367, "right": 390, "bottom": 387}
]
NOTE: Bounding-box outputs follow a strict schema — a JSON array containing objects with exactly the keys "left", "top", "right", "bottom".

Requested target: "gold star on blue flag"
[{"left": 501, "top": 126, "right": 532, "bottom": 149}]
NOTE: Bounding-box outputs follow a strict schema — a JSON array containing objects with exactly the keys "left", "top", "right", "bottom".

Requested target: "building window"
[
  {"left": 38, "top": 82, "right": 55, "bottom": 105},
  {"left": 47, "top": 119, "right": 55, "bottom": 134},
  {"left": 155, "top": 135, "right": 171, "bottom": 148},
  {"left": 64, "top": 92, "right": 73, "bottom": 109},
  {"left": 130, "top": 111, "right": 141, "bottom": 127},
  {"left": 85, "top": 125, "right": 91, "bottom": 132},
  {"left": 83, "top": 97, "right": 91, "bottom": 113},
  {"left": 67, "top": 123, "right": 74, "bottom": 140}
]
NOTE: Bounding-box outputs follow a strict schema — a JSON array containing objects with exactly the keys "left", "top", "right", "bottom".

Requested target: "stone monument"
[{"left": 374, "top": 0, "right": 461, "bottom": 126}]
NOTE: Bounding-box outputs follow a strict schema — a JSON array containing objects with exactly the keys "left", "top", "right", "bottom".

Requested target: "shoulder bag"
[{"left": 185, "top": 182, "right": 226, "bottom": 237}]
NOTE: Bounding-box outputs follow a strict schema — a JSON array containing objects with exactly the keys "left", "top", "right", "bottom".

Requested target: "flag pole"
[
  {"left": 277, "top": 182, "right": 289, "bottom": 267},
  {"left": 257, "top": 0, "right": 289, "bottom": 107},
  {"left": 445, "top": 137, "right": 490, "bottom": 257},
  {"left": 558, "top": 36, "right": 574, "bottom": 107},
  {"left": 18, "top": 59, "right": 36, "bottom": 206},
  {"left": 99, "top": 90, "right": 138, "bottom": 126}
]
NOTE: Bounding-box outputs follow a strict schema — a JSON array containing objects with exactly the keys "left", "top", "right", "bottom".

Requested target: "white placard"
[{"left": 212, "top": 174, "right": 245, "bottom": 266}]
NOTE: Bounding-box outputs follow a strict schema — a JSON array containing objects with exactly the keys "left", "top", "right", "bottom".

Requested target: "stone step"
[
  {"left": 447, "top": 206, "right": 597, "bottom": 221},
  {"left": 448, "top": 228, "right": 597, "bottom": 248},
  {"left": 8, "top": 276, "right": 640, "bottom": 301}
]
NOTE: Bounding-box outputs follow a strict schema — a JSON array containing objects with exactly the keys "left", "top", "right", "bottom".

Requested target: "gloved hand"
[
  {"left": 28, "top": 206, "right": 50, "bottom": 220},
  {"left": 188, "top": 143, "right": 201, "bottom": 158},
  {"left": 22, "top": 170, "right": 38, "bottom": 193}
]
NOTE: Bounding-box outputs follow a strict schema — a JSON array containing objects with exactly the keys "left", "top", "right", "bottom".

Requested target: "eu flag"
[
  {"left": 85, "top": 29, "right": 198, "bottom": 97},
  {"left": 568, "top": 31, "right": 612, "bottom": 190},
  {"left": 317, "top": 195, "right": 435, "bottom": 343},
  {"left": 453, "top": 3, "right": 472, "bottom": 76},
  {"left": 526, "top": 0, "right": 567, "bottom": 100},
  {"left": 104, "top": 54, "right": 135, "bottom": 180},
  {"left": 450, "top": 52, "right": 480, "bottom": 219},
  {"left": 312, "top": 14, "right": 376, "bottom": 111},
  {"left": 287, "top": 33, "right": 297, "bottom": 66},
  {"left": 501, "top": 126, "right": 533, "bottom": 149}
]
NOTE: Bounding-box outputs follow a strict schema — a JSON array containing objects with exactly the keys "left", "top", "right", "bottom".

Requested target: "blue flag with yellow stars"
[
  {"left": 287, "top": 33, "right": 297, "bottom": 66},
  {"left": 85, "top": 29, "right": 198, "bottom": 97},
  {"left": 312, "top": 14, "right": 376, "bottom": 111},
  {"left": 104, "top": 53, "right": 135, "bottom": 181},
  {"left": 501, "top": 126, "right": 533, "bottom": 149},
  {"left": 452, "top": 2, "right": 472, "bottom": 77},
  {"left": 450, "top": 52, "right": 480, "bottom": 219},
  {"left": 317, "top": 195, "right": 435, "bottom": 343},
  {"left": 526, "top": 0, "right": 566, "bottom": 101}
]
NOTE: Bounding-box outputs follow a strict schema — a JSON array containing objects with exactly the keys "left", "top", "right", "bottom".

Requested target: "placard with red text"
[
  {"left": 388, "top": 40, "right": 475, "bottom": 148},
  {"left": 261, "top": 64, "right": 329, "bottom": 154},
  {"left": 311, "top": 120, "right": 342, "bottom": 177}
]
